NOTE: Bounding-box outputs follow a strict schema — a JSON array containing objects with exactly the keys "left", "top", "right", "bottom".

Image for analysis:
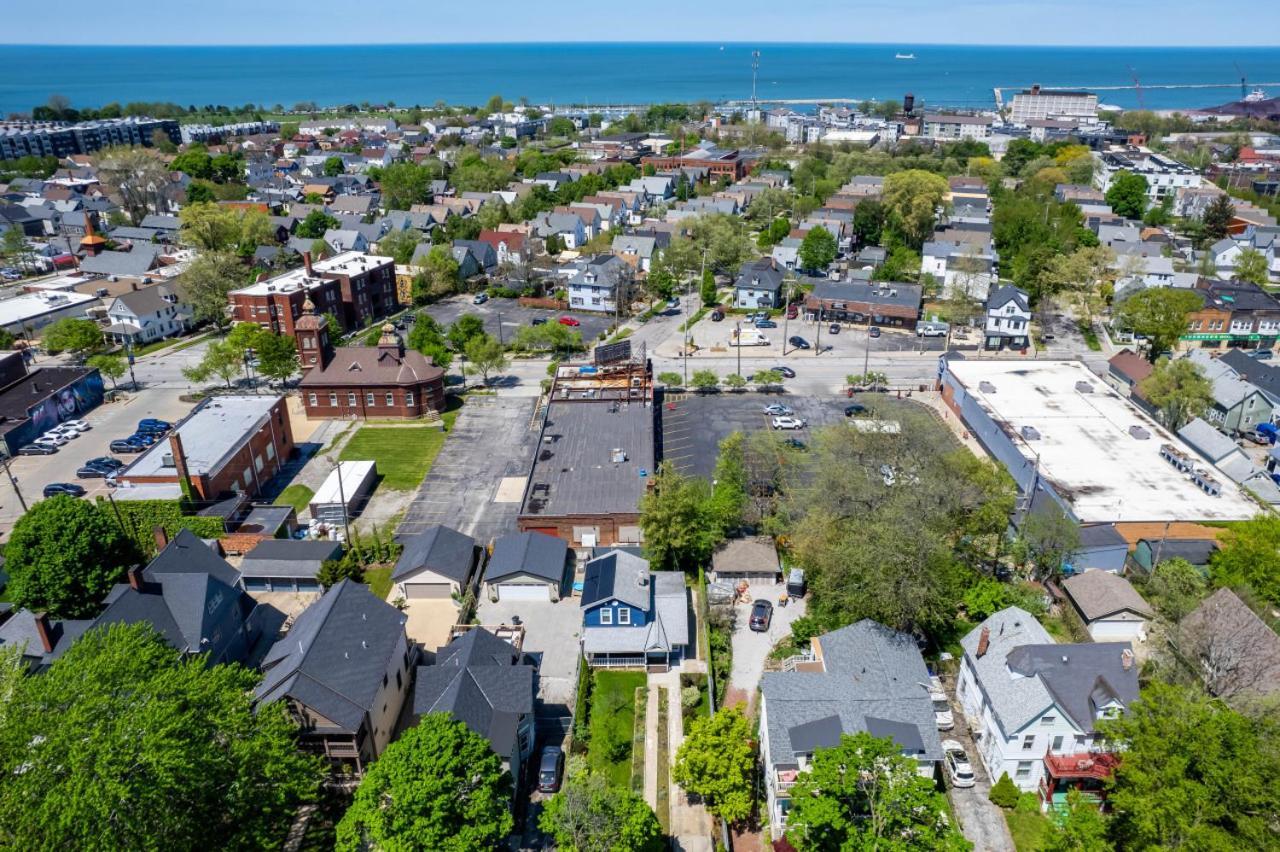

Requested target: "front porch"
[{"left": 1039, "top": 752, "right": 1119, "bottom": 810}]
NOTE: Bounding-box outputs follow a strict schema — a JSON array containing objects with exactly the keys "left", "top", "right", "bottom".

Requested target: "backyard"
[
  {"left": 586, "top": 670, "right": 647, "bottom": 788},
  {"left": 1006, "top": 808, "right": 1053, "bottom": 851},
  {"left": 339, "top": 425, "right": 446, "bottom": 491},
  {"left": 274, "top": 483, "right": 315, "bottom": 514}
]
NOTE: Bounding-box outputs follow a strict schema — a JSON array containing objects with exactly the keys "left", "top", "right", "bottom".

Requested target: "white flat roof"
[
  {"left": 230, "top": 251, "right": 392, "bottom": 296},
  {"left": 0, "top": 291, "right": 97, "bottom": 326},
  {"left": 948, "top": 359, "right": 1259, "bottom": 524},
  {"left": 122, "top": 395, "right": 282, "bottom": 480},
  {"left": 312, "top": 460, "right": 376, "bottom": 506}
]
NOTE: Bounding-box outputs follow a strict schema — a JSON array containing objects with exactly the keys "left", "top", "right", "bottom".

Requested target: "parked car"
[
  {"left": 61, "top": 419, "right": 91, "bottom": 433},
  {"left": 763, "top": 404, "right": 794, "bottom": 416},
  {"left": 33, "top": 435, "right": 67, "bottom": 449},
  {"left": 86, "top": 456, "right": 125, "bottom": 470},
  {"left": 110, "top": 438, "right": 150, "bottom": 454},
  {"left": 473, "top": 292, "right": 489, "bottom": 305},
  {"left": 786, "top": 305, "right": 798, "bottom": 319},
  {"left": 775, "top": 366, "right": 796, "bottom": 378},
  {"left": 749, "top": 599, "right": 773, "bottom": 632},
  {"left": 755, "top": 319, "right": 777, "bottom": 329},
  {"left": 710, "top": 310, "right": 724, "bottom": 322},
  {"left": 788, "top": 336, "right": 810, "bottom": 350},
  {"left": 17, "top": 443, "right": 56, "bottom": 456},
  {"left": 783, "top": 437, "right": 807, "bottom": 450},
  {"left": 137, "top": 418, "right": 171, "bottom": 434},
  {"left": 868, "top": 326, "right": 881, "bottom": 338},
  {"left": 930, "top": 676, "right": 954, "bottom": 731},
  {"left": 772, "top": 416, "right": 805, "bottom": 430},
  {"left": 828, "top": 323, "right": 840, "bottom": 335},
  {"left": 42, "top": 482, "right": 86, "bottom": 499},
  {"left": 77, "top": 462, "right": 119, "bottom": 478},
  {"left": 942, "top": 740, "right": 975, "bottom": 788},
  {"left": 844, "top": 403, "right": 868, "bottom": 416},
  {"left": 538, "top": 746, "right": 565, "bottom": 793},
  {"left": 1253, "top": 349, "right": 1273, "bottom": 361},
  {"left": 558, "top": 316, "right": 580, "bottom": 327},
  {"left": 531, "top": 317, "right": 548, "bottom": 326}
]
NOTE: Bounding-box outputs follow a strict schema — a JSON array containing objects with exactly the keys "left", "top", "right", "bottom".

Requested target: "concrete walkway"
[
  {"left": 648, "top": 669, "right": 714, "bottom": 852},
  {"left": 642, "top": 682, "right": 660, "bottom": 809}
]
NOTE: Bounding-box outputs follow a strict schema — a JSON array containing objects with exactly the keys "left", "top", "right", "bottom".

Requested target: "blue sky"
[{"left": 7, "top": 0, "right": 1278, "bottom": 46}]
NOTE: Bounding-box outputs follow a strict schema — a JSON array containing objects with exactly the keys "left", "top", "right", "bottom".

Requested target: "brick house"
[{"left": 229, "top": 251, "right": 400, "bottom": 336}]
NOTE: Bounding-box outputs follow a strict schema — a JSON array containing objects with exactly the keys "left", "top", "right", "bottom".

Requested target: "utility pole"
[
  {"left": 735, "top": 319, "right": 741, "bottom": 379},
  {"left": 125, "top": 340, "right": 138, "bottom": 390},
  {"left": 815, "top": 309, "right": 822, "bottom": 356},
  {"left": 333, "top": 459, "right": 353, "bottom": 546},
  {"left": 496, "top": 310, "right": 504, "bottom": 346},
  {"left": 1, "top": 450, "right": 27, "bottom": 513},
  {"left": 863, "top": 322, "right": 872, "bottom": 378},
  {"left": 781, "top": 281, "right": 792, "bottom": 356}
]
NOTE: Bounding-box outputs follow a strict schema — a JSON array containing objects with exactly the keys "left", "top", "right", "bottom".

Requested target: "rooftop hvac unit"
[
  {"left": 161, "top": 453, "right": 175, "bottom": 468},
  {"left": 1075, "top": 381, "right": 1094, "bottom": 393},
  {"left": 1020, "top": 426, "right": 1041, "bottom": 440},
  {"left": 1129, "top": 425, "right": 1151, "bottom": 440},
  {"left": 979, "top": 381, "right": 997, "bottom": 393},
  {"left": 610, "top": 448, "right": 627, "bottom": 463}
]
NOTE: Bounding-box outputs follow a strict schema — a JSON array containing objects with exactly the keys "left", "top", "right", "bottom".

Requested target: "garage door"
[
  {"left": 404, "top": 583, "right": 452, "bottom": 599},
  {"left": 497, "top": 583, "right": 551, "bottom": 602},
  {"left": 244, "top": 577, "right": 272, "bottom": 592}
]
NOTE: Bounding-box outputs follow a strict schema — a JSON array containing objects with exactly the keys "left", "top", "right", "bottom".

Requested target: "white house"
[
  {"left": 1062, "top": 570, "right": 1154, "bottom": 643},
  {"left": 567, "top": 255, "right": 631, "bottom": 314},
  {"left": 1094, "top": 147, "right": 1201, "bottom": 207},
  {"left": 921, "top": 240, "right": 996, "bottom": 301},
  {"left": 103, "top": 282, "right": 191, "bottom": 346},
  {"left": 956, "top": 608, "right": 1139, "bottom": 807},
  {"left": 983, "top": 285, "right": 1031, "bottom": 351}
]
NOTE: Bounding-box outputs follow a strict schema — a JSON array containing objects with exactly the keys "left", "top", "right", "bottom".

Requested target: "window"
[
  {"left": 386, "top": 392, "right": 394, "bottom": 406},
  {"left": 1022, "top": 735, "right": 1035, "bottom": 750},
  {"left": 1015, "top": 761, "right": 1033, "bottom": 779},
  {"left": 347, "top": 392, "right": 357, "bottom": 406},
  {"left": 366, "top": 392, "right": 375, "bottom": 406},
  {"left": 1041, "top": 716, "right": 1056, "bottom": 726},
  {"left": 406, "top": 391, "right": 414, "bottom": 406},
  {"left": 395, "top": 670, "right": 402, "bottom": 690},
  {"left": 1074, "top": 735, "right": 1087, "bottom": 748},
  {"left": 1051, "top": 735, "right": 1063, "bottom": 752},
  {"left": 618, "top": 607, "right": 631, "bottom": 625},
  {"left": 328, "top": 393, "right": 337, "bottom": 406},
  {"left": 308, "top": 393, "right": 318, "bottom": 406},
  {"left": 599, "top": 607, "right": 613, "bottom": 625}
]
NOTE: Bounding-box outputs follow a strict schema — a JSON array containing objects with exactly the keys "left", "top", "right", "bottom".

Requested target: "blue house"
[{"left": 580, "top": 550, "right": 689, "bottom": 670}]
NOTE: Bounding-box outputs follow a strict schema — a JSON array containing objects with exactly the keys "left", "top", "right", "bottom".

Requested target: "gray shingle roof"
[
  {"left": 79, "top": 247, "right": 161, "bottom": 277},
  {"left": 1063, "top": 570, "right": 1154, "bottom": 622},
  {"left": 580, "top": 569, "right": 688, "bottom": 655},
  {"left": 392, "top": 525, "right": 476, "bottom": 583},
  {"left": 241, "top": 539, "right": 344, "bottom": 579},
  {"left": 255, "top": 579, "right": 407, "bottom": 733},
  {"left": 581, "top": 550, "right": 651, "bottom": 611},
  {"left": 413, "top": 627, "right": 534, "bottom": 757},
  {"left": 484, "top": 532, "right": 568, "bottom": 584}
]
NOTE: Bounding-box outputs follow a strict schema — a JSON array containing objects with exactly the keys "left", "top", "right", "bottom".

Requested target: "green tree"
[
  {"left": 1210, "top": 514, "right": 1280, "bottom": 605},
  {"left": 179, "top": 201, "right": 243, "bottom": 251},
  {"left": 722, "top": 373, "right": 747, "bottom": 390},
  {"left": 3, "top": 497, "right": 139, "bottom": 618},
  {"left": 378, "top": 161, "right": 434, "bottom": 210},
  {"left": 1146, "top": 557, "right": 1206, "bottom": 620},
  {"left": 1, "top": 228, "right": 29, "bottom": 270},
  {"left": 690, "top": 369, "right": 718, "bottom": 391},
  {"left": 753, "top": 368, "right": 783, "bottom": 386},
  {"left": 170, "top": 149, "right": 213, "bottom": 180},
  {"left": 97, "top": 146, "right": 171, "bottom": 225},
  {"left": 317, "top": 554, "right": 364, "bottom": 588},
  {"left": 407, "top": 314, "right": 453, "bottom": 369},
  {"left": 86, "top": 352, "right": 128, "bottom": 389},
  {"left": 1043, "top": 791, "right": 1112, "bottom": 852},
  {"left": 1101, "top": 682, "right": 1280, "bottom": 850},
  {"left": 379, "top": 228, "right": 421, "bottom": 265},
  {"left": 41, "top": 318, "right": 103, "bottom": 358},
  {"left": 183, "top": 339, "right": 244, "bottom": 388},
  {"left": 1114, "top": 287, "right": 1203, "bottom": 362},
  {"left": 671, "top": 707, "right": 755, "bottom": 825},
  {"left": 336, "top": 713, "right": 513, "bottom": 852},
  {"left": 786, "top": 732, "right": 970, "bottom": 851},
  {"left": 322, "top": 155, "right": 344, "bottom": 177},
  {"left": 699, "top": 268, "right": 717, "bottom": 307},
  {"left": 689, "top": 213, "right": 755, "bottom": 275},
  {"left": 184, "top": 180, "right": 215, "bottom": 204},
  {"left": 657, "top": 371, "right": 683, "bottom": 387},
  {"left": 989, "top": 772, "right": 1021, "bottom": 808},
  {"left": 463, "top": 334, "right": 508, "bottom": 385},
  {"left": 1105, "top": 171, "right": 1149, "bottom": 219},
  {"left": 638, "top": 462, "right": 725, "bottom": 571},
  {"left": 798, "top": 226, "right": 838, "bottom": 271},
  {"left": 1201, "top": 194, "right": 1235, "bottom": 242},
  {"left": 1015, "top": 505, "right": 1081, "bottom": 579},
  {"left": 512, "top": 321, "right": 582, "bottom": 356},
  {"left": 446, "top": 313, "right": 486, "bottom": 351},
  {"left": 852, "top": 198, "right": 886, "bottom": 247},
  {"left": 883, "top": 169, "right": 950, "bottom": 249},
  {"left": 539, "top": 771, "right": 664, "bottom": 852},
  {"left": 1137, "top": 357, "right": 1212, "bottom": 430},
  {"left": 255, "top": 331, "right": 299, "bottom": 386},
  {"left": 1235, "top": 247, "right": 1269, "bottom": 286},
  {"left": 184, "top": 251, "right": 245, "bottom": 332},
  {"left": 0, "top": 622, "right": 322, "bottom": 849},
  {"left": 414, "top": 244, "right": 461, "bottom": 298},
  {"left": 295, "top": 209, "right": 340, "bottom": 239}
]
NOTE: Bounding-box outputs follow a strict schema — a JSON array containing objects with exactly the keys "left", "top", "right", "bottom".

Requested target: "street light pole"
[
  {"left": 735, "top": 320, "right": 741, "bottom": 379},
  {"left": 1, "top": 450, "right": 27, "bottom": 513}
]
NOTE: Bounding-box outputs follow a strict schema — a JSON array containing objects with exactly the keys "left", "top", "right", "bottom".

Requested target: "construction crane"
[
  {"left": 1128, "top": 66, "right": 1145, "bottom": 110},
  {"left": 1235, "top": 62, "right": 1248, "bottom": 100}
]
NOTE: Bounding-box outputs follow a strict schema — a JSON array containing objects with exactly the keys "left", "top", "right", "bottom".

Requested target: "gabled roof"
[
  {"left": 1108, "top": 349, "right": 1153, "bottom": 384},
  {"left": 1218, "top": 349, "right": 1280, "bottom": 402},
  {"left": 146, "top": 528, "right": 240, "bottom": 587},
  {"left": 581, "top": 550, "right": 651, "bottom": 611},
  {"left": 0, "top": 609, "right": 92, "bottom": 669},
  {"left": 734, "top": 258, "right": 784, "bottom": 293},
  {"left": 485, "top": 532, "right": 568, "bottom": 584},
  {"left": 1063, "top": 570, "right": 1154, "bottom": 622},
  {"left": 255, "top": 580, "right": 406, "bottom": 733},
  {"left": 413, "top": 627, "right": 534, "bottom": 757},
  {"left": 986, "top": 285, "right": 1029, "bottom": 312},
  {"left": 241, "top": 539, "right": 344, "bottom": 579},
  {"left": 392, "top": 525, "right": 476, "bottom": 583}
]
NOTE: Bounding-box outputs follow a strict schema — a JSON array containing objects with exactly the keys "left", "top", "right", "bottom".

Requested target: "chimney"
[
  {"left": 127, "top": 566, "right": 145, "bottom": 592},
  {"left": 256, "top": 271, "right": 269, "bottom": 283},
  {"left": 168, "top": 432, "right": 195, "bottom": 501},
  {"left": 1121, "top": 648, "right": 1135, "bottom": 671},
  {"left": 153, "top": 526, "right": 169, "bottom": 551},
  {"left": 303, "top": 250, "right": 314, "bottom": 277},
  {"left": 130, "top": 280, "right": 139, "bottom": 291},
  {"left": 33, "top": 612, "right": 55, "bottom": 654},
  {"left": 976, "top": 626, "right": 990, "bottom": 658}
]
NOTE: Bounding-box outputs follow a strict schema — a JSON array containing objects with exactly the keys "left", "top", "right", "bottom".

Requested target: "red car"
[{"left": 558, "top": 316, "right": 580, "bottom": 327}]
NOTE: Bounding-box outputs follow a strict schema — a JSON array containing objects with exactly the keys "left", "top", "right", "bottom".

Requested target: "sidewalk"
[{"left": 648, "top": 668, "right": 714, "bottom": 852}]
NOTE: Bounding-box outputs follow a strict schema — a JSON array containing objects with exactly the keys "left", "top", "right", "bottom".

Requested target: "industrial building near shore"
[{"left": 939, "top": 359, "right": 1258, "bottom": 546}]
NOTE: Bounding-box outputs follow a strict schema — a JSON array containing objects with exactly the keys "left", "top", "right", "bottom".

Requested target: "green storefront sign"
[{"left": 1181, "top": 332, "right": 1273, "bottom": 342}]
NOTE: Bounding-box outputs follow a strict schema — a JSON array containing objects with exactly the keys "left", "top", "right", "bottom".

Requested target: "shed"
[
  {"left": 309, "top": 461, "right": 377, "bottom": 525},
  {"left": 710, "top": 536, "right": 782, "bottom": 583},
  {"left": 239, "top": 539, "right": 344, "bottom": 593},
  {"left": 1062, "top": 570, "right": 1155, "bottom": 642},
  {"left": 1065, "top": 524, "right": 1129, "bottom": 574},
  {"left": 392, "top": 525, "right": 478, "bottom": 602},
  {"left": 482, "top": 531, "right": 570, "bottom": 602}
]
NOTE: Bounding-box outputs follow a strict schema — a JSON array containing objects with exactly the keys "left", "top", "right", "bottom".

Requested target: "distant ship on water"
[
  {"left": 895, "top": 52, "right": 916, "bottom": 60},
  {"left": 1245, "top": 87, "right": 1268, "bottom": 102}
]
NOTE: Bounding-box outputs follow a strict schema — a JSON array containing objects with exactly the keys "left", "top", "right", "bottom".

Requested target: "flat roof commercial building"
[{"left": 939, "top": 359, "right": 1257, "bottom": 526}]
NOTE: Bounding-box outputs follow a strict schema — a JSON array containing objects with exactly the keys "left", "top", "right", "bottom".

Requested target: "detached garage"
[
  {"left": 1063, "top": 569, "right": 1155, "bottom": 643},
  {"left": 238, "top": 539, "right": 344, "bottom": 593},
  {"left": 392, "top": 525, "right": 479, "bottom": 604},
  {"left": 484, "top": 531, "right": 570, "bottom": 602}
]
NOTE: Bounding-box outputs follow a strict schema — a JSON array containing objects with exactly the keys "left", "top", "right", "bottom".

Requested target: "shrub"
[
  {"left": 1014, "top": 791, "right": 1041, "bottom": 813},
  {"left": 681, "top": 685, "right": 702, "bottom": 711},
  {"left": 989, "top": 772, "right": 1020, "bottom": 808}
]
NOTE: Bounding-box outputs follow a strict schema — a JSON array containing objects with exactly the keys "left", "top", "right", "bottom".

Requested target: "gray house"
[
  {"left": 414, "top": 627, "right": 535, "bottom": 780},
  {"left": 759, "top": 620, "right": 944, "bottom": 835},
  {"left": 733, "top": 259, "right": 785, "bottom": 309},
  {"left": 482, "top": 531, "right": 570, "bottom": 602}
]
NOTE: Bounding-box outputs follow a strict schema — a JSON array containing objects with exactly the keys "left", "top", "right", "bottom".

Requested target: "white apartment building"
[
  {"left": 1094, "top": 147, "right": 1202, "bottom": 206},
  {"left": 922, "top": 113, "right": 995, "bottom": 141},
  {"left": 1009, "top": 86, "right": 1099, "bottom": 125}
]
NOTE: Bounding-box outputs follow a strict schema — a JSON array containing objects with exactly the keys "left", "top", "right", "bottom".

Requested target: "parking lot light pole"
[
  {"left": 496, "top": 310, "right": 504, "bottom": 346},
  {"left": 735, "top": 320, "right": 741, "bottom": 378}
]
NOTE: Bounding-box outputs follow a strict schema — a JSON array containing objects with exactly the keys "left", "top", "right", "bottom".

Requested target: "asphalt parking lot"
[
  {"left": 397, "top": 395, "right": 539, "bottom": 545},
  {"left": 659, "top": 391, "right": 849, "bottom": 479},
  {"left": 0, "top": 389, "right": 193, "bottom": 533},
  {"left": 687, "top": 314, "right": 951, "bottom": 358},
  {"left": 419, "top": 295, "right": 615, "bottom": 348}
]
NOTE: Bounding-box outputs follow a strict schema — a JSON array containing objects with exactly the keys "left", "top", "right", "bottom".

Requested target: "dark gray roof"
[
  {"left": 484, "top": 532, "right": 568, "bottom": 584},
  {"left": 761, "top": 620, "right": 943, "bottom": 767},
  {"left": 1077, "top": 524, "right": 1127, "bottom": 550},
  {"left": 413, "top": 627, "right": 534, "bottom": 757},
  {"left": 392, "top": 525, "right": 476, "bottom": 583},
  {"left": 79, "top": 247, "right": 161, "bottom": 277},
  {"left": 0, "top": 609, "right": 92, "bottom": 669},
  {"left": 1218, "top": 349, "right": 1280, "bottom": 402},
  {"left": 581, "top": 550, "right": 651, "bottom": 611},
  {"left": 255, "top": 580, "right": 407, "bottom": 733},
  {"left": 734, "top": 259, "right": 784, "bottom": 293},
  {"left": 1137, "top": 538, "right": 1218, "bottom": 565},
  {"left": 146, "top": 528, "right": 240, "bottom": 587},
  {"left": 807, "top": 279, "right": 923, "bottom": 312},
  {"left": 1003, "top": 641, "right": 1140, "bottom": 732},
  {"left": 986, "top": 284, "right": 1030, "bottom": 312},
  {"left": 139, "top": 214, "right": 180, "bottom": 231},
  {"left": 241, "top": 539, "right": 344, "bottom": 579}
]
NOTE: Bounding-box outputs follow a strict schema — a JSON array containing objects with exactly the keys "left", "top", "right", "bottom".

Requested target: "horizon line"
[{"left": 2, "top": 40, "right": 1278, "bottom": 49}]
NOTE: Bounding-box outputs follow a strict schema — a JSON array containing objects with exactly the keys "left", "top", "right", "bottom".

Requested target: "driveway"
[
  {"left": 725, "top": 581, "right": 807, "bottom": 709},
  {"left": 397, "top": 396, "right": 539, "bottom": 544},
  {"left": 943, "top": 677, "right": 1016, "bottom": 852},
  {"left": 477, "top": 596, "right": 581, "bottom": 714},
  {"left": 403, "top": 599, "right": 461, "bottom": 654}
]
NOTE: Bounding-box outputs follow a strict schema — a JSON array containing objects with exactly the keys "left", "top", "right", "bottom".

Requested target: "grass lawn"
[
  {"left": 339, "top": 425, "right": 445, "bottom": 491},
  {"left": 1006, "top": 809, "right": 1053, "bottom": 851},
  {"left": 587, "top": 670, "right": 647, "bottom": 788},
  {"left": 274, "top": 483, "right": 315, "bottom": 514},
  {"left": 363, "top": 565, "right": 392, "bottom": 600}
]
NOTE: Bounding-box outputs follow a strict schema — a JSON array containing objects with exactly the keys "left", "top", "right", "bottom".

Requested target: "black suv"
[{"left": 749, "top": 599, "right": 773, "bottom": 632}]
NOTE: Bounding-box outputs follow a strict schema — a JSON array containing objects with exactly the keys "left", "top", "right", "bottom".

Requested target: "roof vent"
[
  {"left": 638, "top": 575, "right": 649, "bottom": 586},
  {"left": 1020, "top": 426, "right": 1041, "bottom": 441},
  {"left": 1129, "top": 425, "right": 1151, "bottom": 440},
  {"left": 610, "top": 448, "right": 627, "bottom": 463},
  {"left": 979, "top": 381, "right": 997, "bottom": 393},
  {"left": 1075, "top": 381, "right": 1094, "bottom": 393}
]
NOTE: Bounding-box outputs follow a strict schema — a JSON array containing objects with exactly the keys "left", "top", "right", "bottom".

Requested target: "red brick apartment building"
[
  {"left": 640, "top": 145, "right": 752, "bottom": 181},
  {"left": 228, "top": 251, "right": 399, "bottom": 336}
]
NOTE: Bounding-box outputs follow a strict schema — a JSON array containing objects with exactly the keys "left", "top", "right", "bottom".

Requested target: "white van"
[{"left": 730, "top": 328, "right": 770, "bottom": 346}]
